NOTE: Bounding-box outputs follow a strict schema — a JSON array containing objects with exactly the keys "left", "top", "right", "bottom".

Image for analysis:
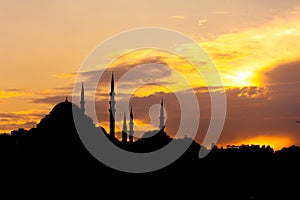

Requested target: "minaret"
[
  {"left": 122, "top": 112, "right": 127, "bottom": 143},
  {"left": 109, "top": 72, "right": 116, "bottom": 139},
  {"left": 80, "top": 82, "right": 85, "bottom": 114},
  {"left": 159, "top": 99, "right": 165, "bottom": 130},
  {"left": 128, "top": 107, "right": 134, "bottom": 143}
]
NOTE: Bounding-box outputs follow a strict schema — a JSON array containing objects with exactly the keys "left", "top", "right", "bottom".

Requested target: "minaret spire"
[
  {"left": 111, "top": 71, "right": 114, "bottom": 92},
  {"left": 122, "top": 112, "right": 127, "bottom": 143},
  {"left": 128, "top": 107, "right": 134, "bottom": 143},
  {"left": 109, "top": 72, "right": 116, "bottom": 139},
  {"left": 80, "top": 82, "right": 85, "bottom": 114},
  {"left": 159, "top": 99, "right": 165, "bottom": 130}
]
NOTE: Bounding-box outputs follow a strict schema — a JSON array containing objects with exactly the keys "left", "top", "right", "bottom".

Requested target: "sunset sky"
[{"left": 1, "top": 0, "right": 300, "bottom": 150}]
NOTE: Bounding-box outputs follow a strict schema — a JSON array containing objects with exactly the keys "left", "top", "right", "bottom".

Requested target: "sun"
[{"left": 235, "top": 71, "right": 253, "bottom": 86}]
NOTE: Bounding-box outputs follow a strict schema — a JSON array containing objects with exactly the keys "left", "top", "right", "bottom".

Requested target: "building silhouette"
[
  {"left": 80, "top": 82, "right": 85, "bottom": 114},
  {"left": 106, "top": 73, "right": 167, "bottom": 142},
  {"left": 122, "top": 112, "right": 127, "bottom": 143},
  {"left": 1, "top": 73, "right": 300, "bottom": 199},
  {"left": 129, "top": 107, "right": 134, "bottom": 143},
  {"left": 32, "top": 96, "right": 99, "bottom": 167},
  {"left": 109, "top": 72, "right": 116, "bottom": 140},
  {"left": 159, "top": 99, "right": 165, "bottom": 130}
]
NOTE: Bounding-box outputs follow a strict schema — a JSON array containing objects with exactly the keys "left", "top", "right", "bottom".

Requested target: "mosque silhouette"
[
  {"left": 14, "top": 72, "right": 176, "bottom": 169},
  {"left": 40, "top": 72, "right": 167, "bottom": 144}
]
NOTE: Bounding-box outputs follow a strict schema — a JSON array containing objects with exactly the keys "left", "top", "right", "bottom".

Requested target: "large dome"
[
  {"left": 49, "top": 98, "right": 81, "bottom": 120},
  {"left": 33, "top": 98, "right": 100, "bottom": 166}
]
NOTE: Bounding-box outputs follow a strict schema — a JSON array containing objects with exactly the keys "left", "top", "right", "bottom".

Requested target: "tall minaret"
[
  {"left": 128, "top": 107, "right": 134, "bottom": 143},
  {"left": 80, "top": 82, "right": 85, "bottom": 114},
  {"left": 122, "top": 112, "right": 127, "bottom": 143},
  {"left": 159, "top": 99, "right": 165, "bottom": 130},
  {"left": 109, "top": 72, "right": 116, "bottom": 139}
]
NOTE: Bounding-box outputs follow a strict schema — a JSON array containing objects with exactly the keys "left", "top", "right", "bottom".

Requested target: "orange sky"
[{"left": 1, "top": 0, "right": 300, "bottom": 150}]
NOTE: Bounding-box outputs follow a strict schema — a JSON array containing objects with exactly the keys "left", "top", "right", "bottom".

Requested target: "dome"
[{"left": 49, "top": 98, "right": 81, "bottom": 120}]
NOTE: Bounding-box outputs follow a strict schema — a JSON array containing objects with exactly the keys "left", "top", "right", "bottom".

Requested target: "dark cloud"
[
  {"left": 264, "top": 61, "right": 300, "bottom": 85},
  {"left": 77, "top": 56, "right": 173, "bottom": 93},
  {"left": 210, "top": 51, "right": 241, "bottom": 60},
  {"left": 31, "top": 95, "right": 73, "bottom": 105},
  {"left": 0, "top": 113, "right": 19, "bottom": 119},
  {"left": 0, "top": 109, "right": 46, "bottom": 133},
  {"left": 216, "top": 61, "right": 300, "bottom": 146},
  {"left": 93, "top": 60, "right": 300, "bottom": 148},
  {"left": 52, "top": 86, "right": 74, "bottom": 91},
  {"left": 4, "top": 88, "right": 25, "bottom": 92},
  {"left": 0, "top": 121, "right": 36, "bottom": 132},
  {"left": 0, "top": 112, "right": 44, "bottom": 119},
  {"left": 115, "top": 63, "right": 172, "bottom": 89}
]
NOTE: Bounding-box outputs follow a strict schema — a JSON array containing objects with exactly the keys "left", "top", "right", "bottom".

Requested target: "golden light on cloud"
[
  {"left": 0, "top": 108, "right": 49, "bottom": 133},
  {"left": 198, "top": 18, "right": 208, "bottom": 26},
  {"left": 169, "top": 15, "right": 185, "bottom": 19},
  {"left": 0, "top": 91, "right": 20, "bottom": 98},
  {"left": 0, "top": 90, "right": 31, "bottom": 99},
  {"left": 132, "top": 84, "right": 172, "bottom": 98},
  {"left": 108, "top": 49, "right": 207, "bottom": 98},
  {"left": 233, "top": 135, "right": 294, "bottom": 151},
  {"left": 131, "top": 118, "right": 157, "bottom": 131}
]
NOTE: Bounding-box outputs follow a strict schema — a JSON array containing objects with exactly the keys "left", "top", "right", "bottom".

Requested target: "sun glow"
[
  {"left": 108, "top": 9, "right": 300, "bottom": 92},
  {"left": 234, "top": 135, "right": 294, "bottom": 151},
  {"left": 234, "top": 71, "right": 253, "bottom": 86},
  {"left": 201, "top": 8, "right": 300, "bottom": 87}
]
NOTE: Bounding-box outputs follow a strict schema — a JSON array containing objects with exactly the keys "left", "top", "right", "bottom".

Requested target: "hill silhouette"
[{"left": 0, "top": 99, "right": 300, "bottom": 199}]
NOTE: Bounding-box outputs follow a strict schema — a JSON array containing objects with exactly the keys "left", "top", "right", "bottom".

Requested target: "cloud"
[
  {"left": 30, "top": 85, "right": 75, "bottom": 106},
  {"left": 0, "top": 91, "right": 18, "bottom": 98},
  {"left": 211, "top": 11, "right": 230, "bottom": 15},
  {"left": 215, "top": 61, "right": 300, "bottom": 149},
  {"left": 263, "top": 61, "right": 300, "bottom": 85},
  {"left": 200, "top": 7, "right": 300, "bottom": 87},
  {"left": 77, "top": 55, "right": 176, "bottom": 101},
  {"left": 0, "top": 121, "right": 36, "bottom": 133},
  {"left": 0, "top": 89, "right": 30, "bottom": 99},
  {"left": 52, "top": 72, "right": 77, "bottom": 79},
  {"left": 208, "top": 51, "right": 241, "bottom": 61},
  {"left": 79, "top": 55, "right": 167, "bottom": 83},
  {"left": 198, "top": 18, "right": 208, "bottom": 26},
  {"left": 168, "top": 15, "right": 185, "bottom": 19},
  {"left": 31, "top": 95, "right": 71, "bottom": 105},
  {"left": 0, "top": 109, "right": 48, "bottom": 133},
  {"left": 53, "top": 86, "right": 74, "bottom": 91}
]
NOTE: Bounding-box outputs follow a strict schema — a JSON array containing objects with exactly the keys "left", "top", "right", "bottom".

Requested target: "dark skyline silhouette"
[
  {"left": 0, "top": 72, "right": 299, "bottom": 199},
  {"left": 1, "top": 72, "right": 300, "bottom": 158}
]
